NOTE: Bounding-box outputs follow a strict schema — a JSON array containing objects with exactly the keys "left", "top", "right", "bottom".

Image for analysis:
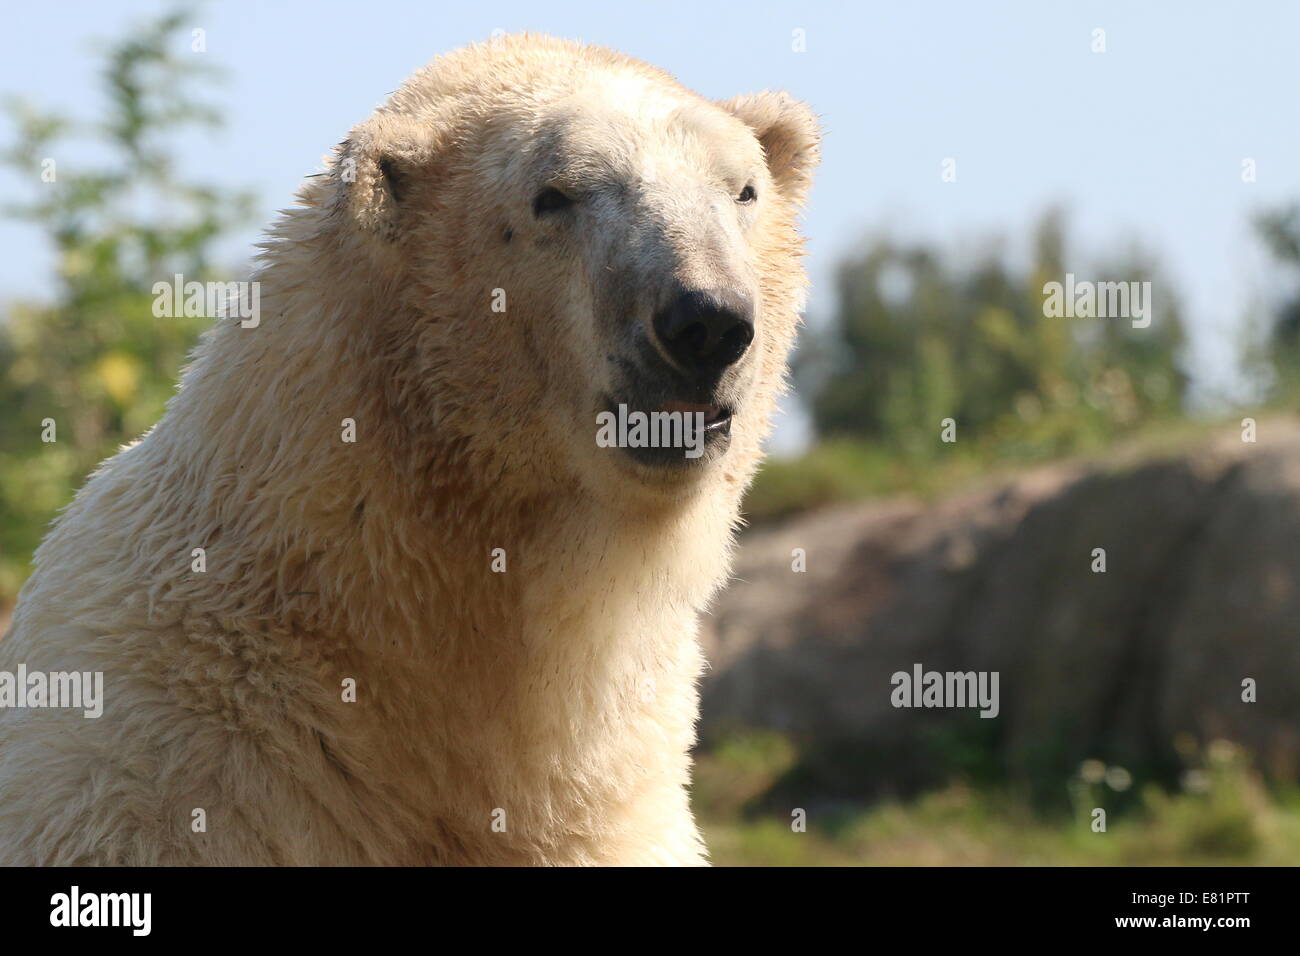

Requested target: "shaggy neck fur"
[{"left": 68, "top": 192, "right": 745, "bottom": 864}]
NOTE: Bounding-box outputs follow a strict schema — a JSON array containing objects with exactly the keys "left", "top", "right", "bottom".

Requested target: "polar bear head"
[{"left": 328, "top": 35, "right": 819, "bottom": 504}]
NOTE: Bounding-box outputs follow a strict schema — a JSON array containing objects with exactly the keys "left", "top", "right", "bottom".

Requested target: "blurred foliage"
[
  {"left": 747, "top": 206, "right": 1300, "bottom": 522},
  {"left": 804, "top": 210, "right": 1189, "bottom": 452},
  {"left": 745, "top": 417, "right": 1247, "bottom": 523},
  {"left": 0, "top": 6, "right": 253, "bottom": 598},
  {"left": 1252, "top": 203, "right": 1300, "bottom": 400}
]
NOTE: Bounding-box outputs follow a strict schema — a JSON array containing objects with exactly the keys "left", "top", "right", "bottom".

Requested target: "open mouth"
[
  {"left": 597, "top": 393, "right": 735, "bottom": 469},
  {"left": 656, "top": 401, "right": 733, "bottom": 435}
]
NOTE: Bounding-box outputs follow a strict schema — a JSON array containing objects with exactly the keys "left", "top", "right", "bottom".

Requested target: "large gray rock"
[{"left": 699, "top": 423, "right": 1300, "bottom": 805}]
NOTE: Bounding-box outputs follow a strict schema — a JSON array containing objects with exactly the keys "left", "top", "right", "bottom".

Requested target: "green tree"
[
  {"left": 0, "top": 5, "right": 254, "bottom": 599},
  {"left": 1253, "top": 204, "right": 1300, "bottom": 400},
  {"left": 804, "top": 211, "right": 1188, "bottom": 460}
]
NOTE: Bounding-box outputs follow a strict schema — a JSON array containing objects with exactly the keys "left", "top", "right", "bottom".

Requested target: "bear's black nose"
[{"left": 652, "top": 289, "right": 754, "bottom": 374}]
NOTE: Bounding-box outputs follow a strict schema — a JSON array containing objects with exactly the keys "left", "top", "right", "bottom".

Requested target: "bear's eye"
[
  {"left": 533, "top": 187, "right": 575, "bottom": 217},
  {"left": 736, "top": 184, "right": 757, "bottom": 204}
]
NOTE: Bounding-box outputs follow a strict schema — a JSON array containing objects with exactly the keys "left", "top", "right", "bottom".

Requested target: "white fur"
[{"left": 0, "top": 34, "right": 818, "bottom": 866}]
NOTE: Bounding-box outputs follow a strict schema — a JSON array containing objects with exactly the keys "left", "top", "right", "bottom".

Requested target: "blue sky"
[{"left": 3, "top": 0, "right": 1299, "bottom": 452}]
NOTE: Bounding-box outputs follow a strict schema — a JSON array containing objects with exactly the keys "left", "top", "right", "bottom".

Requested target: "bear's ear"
[
  {"left": 719, "top": 91, "right": 820, "bottom": 206},
  {"left": 334, "top": 114, "right": 442, "bottom": 240}
]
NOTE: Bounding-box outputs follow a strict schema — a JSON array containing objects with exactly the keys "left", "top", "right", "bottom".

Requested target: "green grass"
[
  {"left": 743, "top": 414, "right": 1248, "bottom": 525},
  {"left": 693, "top": 732, "right": 1300, "bottom": 866}
]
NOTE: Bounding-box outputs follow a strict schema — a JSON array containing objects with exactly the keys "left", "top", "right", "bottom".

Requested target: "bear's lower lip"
[
  {"left": 655, "top": 401, "right": 732, "bottom": 433},
  {"left": 599, "top": 395, "right": 735, "bottom": 468}
]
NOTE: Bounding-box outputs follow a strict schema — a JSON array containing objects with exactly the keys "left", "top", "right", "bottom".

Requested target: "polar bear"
[{"left": 0, "top": 34, "right": 818, "bottom": 865}]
